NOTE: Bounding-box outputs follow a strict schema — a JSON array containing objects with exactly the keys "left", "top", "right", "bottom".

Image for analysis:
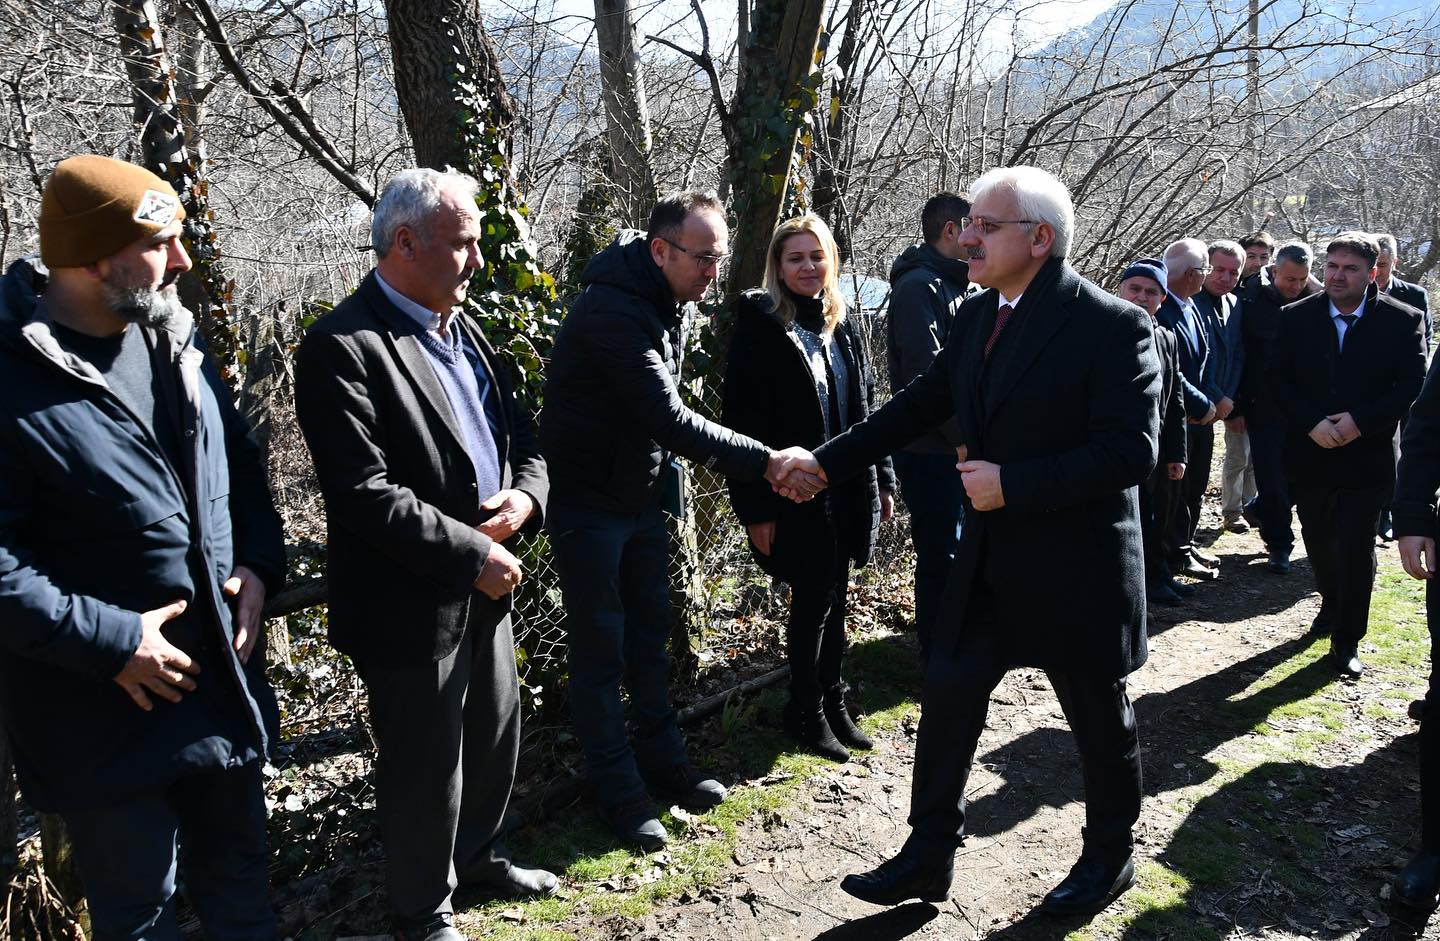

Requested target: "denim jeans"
[
  {"left": 547, "top": 502, "right": 688, "bottom": 806},
  {"left": 891, "top": 451, "right": 965, "bottom": 662},
  {"left": 61, "top": 762, "right": 275, "bottom": 941}
]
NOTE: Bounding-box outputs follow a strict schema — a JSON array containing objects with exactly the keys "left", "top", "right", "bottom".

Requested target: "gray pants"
[
  {"left": 357, "top": 602, "right": 521, "bottom": 926},
  {"left": 1221, "top": 424, "right": 1256, "bottom": 519}
]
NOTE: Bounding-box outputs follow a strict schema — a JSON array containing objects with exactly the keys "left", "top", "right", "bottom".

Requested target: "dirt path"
[{"left": 590, "top": 518, "right": 1436, "bottom": 941}]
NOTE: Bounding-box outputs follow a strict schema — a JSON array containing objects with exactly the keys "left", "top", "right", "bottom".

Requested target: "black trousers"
[
  {"left": 1142, "top": 468, "right": 1180, "bottom": 584},
  {"left": 1292, "top": 484, "right": 1387, "bottom": 645},
  {"left": 356, "top": 602, "right": 521, "bottom": 927},
  {"left": 1182, "top": 423, "right": 1215, "bottom": 545},
  {"left": 1248, "top": 417, "right": 1294, "bottom": 552},
  {"left": 786, "top": 554, "right": 851, "bottom": 707},
  {"left": 903, "top": 580, "right": 1142, "bottom": 861},
  {"left": 1423, "top": 576, "right": 1440, "bottom": 851}
]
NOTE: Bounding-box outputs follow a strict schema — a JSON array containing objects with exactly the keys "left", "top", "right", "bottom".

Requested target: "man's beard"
[{"left": 101, "top": 275, "right": 185, "bottom": 328}]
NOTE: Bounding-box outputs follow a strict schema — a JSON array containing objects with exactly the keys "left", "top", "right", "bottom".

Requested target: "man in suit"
[
  {"left": 1158, "top": 238, "right": 1219, "bottom": 583},
  {"left": 1238, "top": 241, "right": 1319, "bottom": 573},
  {"left": 1391, "top": 351, "right": 1440, "bottom": 908},
  {"left": 782, "top": 166, "right": 1160, "bottom": 916},
  {"left": 295, "top": 169, "right": 556, "bottom": 941},
  {"left": 886, "top": 192, "right": 970, "bottom": 661},
  {"left": 1195, "top": 241, "right": 1254, "bottom": 534},
  {"left": 1375, "top": 232, "right": 1431, "bottom": 542},
  {"left": 1118, "top": 258, "right": 1188, "bottom": 606},
  {"left": 1269, "top": 232, "right": 1426, "bottom": 677}
]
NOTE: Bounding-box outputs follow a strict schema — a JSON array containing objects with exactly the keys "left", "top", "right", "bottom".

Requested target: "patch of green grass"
[{"left": 1074, "top": 861, "right": 1214, "bottom": 941}]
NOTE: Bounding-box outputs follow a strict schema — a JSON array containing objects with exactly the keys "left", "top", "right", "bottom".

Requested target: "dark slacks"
[
  {"left": 1182, "top": 423, "right": 1215, "bottom": 544},
  {"left": 903, "top": 579, "right": 1142, "bottom": 860},
  {"left": 1423, "top": 575, "right": 1440, "bottom": 850},
  {"left": 548, "top": 502, "right": 687, "bottom": 807},
  {"left": 1142, "top": 469, "right": 1181, "bottom": 585},
  {"left": 62, "top": 762, "right": 275, "bottom": 941},
  {"left": 1247, "top": 417, "right": 1294, "bottom": 552},
  {"left": 786, "top": 553, "right": 851, "bottom": 706},
  {"left": 357, "top": 601, "right": 521, "bottom": 926},
  {"left": 1293, "top": 484, "right": 1387, "bottom": 645},
  {"left": 891, "top": 450, "right": 965, "bottom": 662}
]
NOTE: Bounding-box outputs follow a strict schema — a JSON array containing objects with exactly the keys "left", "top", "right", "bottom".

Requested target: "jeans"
[
  {"left": 1221, "top": 425, "right": 1256, "bottom": 519},
  {"left": 61, "top": 762, "right": 275, "bottom": 941},
  {"left": 891, "top": 450, "right": 965, "bottom": 662},
  {"left": 548, "top": 502, "right": 687, "bottom": 806}
]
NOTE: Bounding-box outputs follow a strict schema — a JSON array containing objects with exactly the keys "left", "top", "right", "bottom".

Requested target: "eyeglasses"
[
  {"left": 961, "top": 216, "right": 1037, "bottom": 235},
  {"left": 662, "top": 237, "right": 731, "bottom": 267}
]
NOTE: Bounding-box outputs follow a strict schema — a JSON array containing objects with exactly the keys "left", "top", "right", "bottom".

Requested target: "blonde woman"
[{"left": 721, "top": 214, "right": 895, "bottom": 761}]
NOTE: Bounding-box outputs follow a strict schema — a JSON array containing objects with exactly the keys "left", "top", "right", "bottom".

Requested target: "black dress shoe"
[
  {"left": 1040, "top": 853, "right": 1136, "bottom": 916},
  {"left": 841, "top": 849, "right": 954, "bottom": 905},
  {"left": 463, "top": 863, "right": 559, "bottom": 900},
  {"left": 1189, "top": 546, "right": 1220, "bottom": 568},
  {"left": 1167, "top": 578, "right": 1197, "bottom": 598},
  {"left": 1331, "top": 642, "right": 1364, "bottom": 678},
  {"left": 1267, "top": 548, "right": 1292, "bottom": 574},
  {"left": 645, "top": 761, "right": 727, "bottom": 812},
  {"left": 599, "top": 795, "right": 668, "bottom": 852},
  {"left": 1393, "top": 850, "right": 1440, "bottom": 909},
  {"left": 1174, "top": 557, "right": 1217, "bottom": 580},
  {"left": 1147, "top": 582, "right": 1184, "bottom": 606}
]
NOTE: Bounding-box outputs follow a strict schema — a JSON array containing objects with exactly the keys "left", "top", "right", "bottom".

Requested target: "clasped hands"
[
  {"left": 1307, "top": 412, "right": 1361, "bottom": 449},
  {"left": 475, "top": 489, "right": 536, "bottom": 601}
]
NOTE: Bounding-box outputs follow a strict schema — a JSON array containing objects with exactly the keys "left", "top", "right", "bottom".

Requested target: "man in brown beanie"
[{"left": 0, "top": 154, "right": 285, "bottom": 940}]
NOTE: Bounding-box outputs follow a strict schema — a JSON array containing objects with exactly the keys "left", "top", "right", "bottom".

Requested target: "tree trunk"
[
  {"left": 811, "top": 0, "right": 862, "bottom": 265},
  {"left": 723, "top": 0, "right": 826, "bottom": 299},
  {"left": 593, "top": 0, "right": 658, "bottom": 228},
  {"left": 384, "top": 0, "right": 516, "bottom": 175},
  {"left": 113, "top": 0, "right": 240, "bottom": 381}
]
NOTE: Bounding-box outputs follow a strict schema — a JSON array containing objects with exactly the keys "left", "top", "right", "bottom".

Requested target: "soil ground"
[{"left": 454, "top": 494, "right": 1440, "bottom": 941}]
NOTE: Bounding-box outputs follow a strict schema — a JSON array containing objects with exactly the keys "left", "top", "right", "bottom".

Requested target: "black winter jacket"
[
  {"left": 722, "top": 291, "right": 895, "bottom": 583},
  {"left": 0, "top": 257, "right": 284, "bottom": 811},
  {"left": 541, "top": 233, "right": 771, "bottom": 514},
  {"left": 886, "top": 244, "right": 968, "bottom": 453}
]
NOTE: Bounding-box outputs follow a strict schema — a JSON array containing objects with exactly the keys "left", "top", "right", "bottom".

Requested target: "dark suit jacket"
[
  {"left": 1269, "top": 284, "right": 1426, "bottom": 492},
  {"left": 1394, "top": 354, "right": 1440, "bottom": 540},
  {"left": 295, "top": 272, "right": 549, "bottom": 665},
  {"left": 816, "top": 257, "right": 1160, "bottom": 677},
  {"left": 1386, "top": 276, "right": 1431, "bottom": 352},
  {"left": 1154, "top": 322, "right": 1187, "bottom": 467},
  {"left": 1157, "top": 293, "right": 1211, "bottom": 421}
]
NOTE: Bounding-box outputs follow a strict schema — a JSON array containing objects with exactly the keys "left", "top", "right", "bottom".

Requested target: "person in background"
[
  {"left": 1374, "top": 232, "right": 1431, "bottom": 543},
  {"left": 723, "top": 213, "right": 895, "bottom": 762},
  {"left": 1239, "top": 231, "right": 1275, "bottom": 280},
  {"left": 1193, "top": 240, "right": 1254, "bottom": 534},
  {"left": 885, "top": 192, "right": 969, "bottom": 662}
]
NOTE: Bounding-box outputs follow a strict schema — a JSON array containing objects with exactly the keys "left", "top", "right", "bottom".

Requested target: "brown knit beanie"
[{"left": 39, "top": 155, "right": 187, "bottom": 268}]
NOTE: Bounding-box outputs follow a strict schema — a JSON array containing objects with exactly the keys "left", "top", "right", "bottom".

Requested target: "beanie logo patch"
[{"left": 134, "top": 190, "right": 179, "bottom": 226}]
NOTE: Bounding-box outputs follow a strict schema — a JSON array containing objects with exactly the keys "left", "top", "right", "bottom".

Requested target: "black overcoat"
[
  {"left": 815, "top": 258, "right": 1160, "bottom": 677},
  {"left": 1268, "top": 284, "right": 1426, "bottom": 492},
  {"left": 721, "top": 290, "right": 894, "bottom": 583},
  {"left": 295, "top": 272, "right": 549, "bottom": 665}
]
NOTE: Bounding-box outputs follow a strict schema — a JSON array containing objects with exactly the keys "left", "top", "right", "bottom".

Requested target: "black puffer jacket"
[
  {"left": 722, "top": 290, "right": 895, "bottom": 583},
  {"left": 886, "top": 243, "right": 968, "bottom": 453},
  {"left": 541, "top": 233, "right": 771, "bottom": 514}
]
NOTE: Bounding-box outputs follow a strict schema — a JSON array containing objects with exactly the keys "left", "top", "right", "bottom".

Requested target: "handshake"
[{"left": 764, "top": 447, "right": 828, "bottom": 502}]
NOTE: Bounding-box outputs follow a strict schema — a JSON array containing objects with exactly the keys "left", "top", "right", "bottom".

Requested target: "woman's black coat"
[{"left": 722, "top": 290, "right": 895, "bottom": 584}]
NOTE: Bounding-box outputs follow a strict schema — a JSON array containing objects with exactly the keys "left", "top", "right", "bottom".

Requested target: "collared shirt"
[
  {"left": 1329, "top": 296, "right": 1366, "bottom": 351},
  {"left": 375, "top": 271, "right": 445, "bottom": 333},
  {"left": 1377, "top": 275, "right": 1394, "bottom": 295},
  {"left": 997, "top": 290, "right": 1024, "bottom": 311}
]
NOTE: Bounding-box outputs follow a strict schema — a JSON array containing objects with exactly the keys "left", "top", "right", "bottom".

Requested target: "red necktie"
[{"left": 984, "top": 303, "right": 1014, "bottom": 360}]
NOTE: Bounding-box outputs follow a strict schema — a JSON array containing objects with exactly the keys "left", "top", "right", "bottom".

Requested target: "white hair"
[
  {"left": 1163, "top": 238, "right": 1208, "bottom": 272},
  {"left": 371, "top": 168, "right": 479, "bottom": 258},
  {"left": 969, "top": 165, "right": 1074, "bottom": 258}
]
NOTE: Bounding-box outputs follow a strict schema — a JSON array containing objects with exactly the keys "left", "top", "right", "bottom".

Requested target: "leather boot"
[
  {"left": 824, "top": 684, "right": 873, "bottom": 750},
  {"left": 841, "top": 845, "right": 954, "bottom": 905},
  {"left": 1040, "top": 827, "right": 1136, "bottom": 916},
  {"left": 783, "top": 699, "right": 849, "bottom": 762}
]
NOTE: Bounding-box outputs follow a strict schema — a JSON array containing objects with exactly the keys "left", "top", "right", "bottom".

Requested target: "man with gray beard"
[{"left": 0, "top": 155, "right": 285, "bottom": 940}]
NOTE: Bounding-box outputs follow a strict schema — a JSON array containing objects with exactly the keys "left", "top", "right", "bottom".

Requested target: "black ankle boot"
[
  {"left": 824, "top": 685, "right": 873, "bottom": 750},
  {"left": 783, "top": 699, "right": 849, "bottom": 762}
]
